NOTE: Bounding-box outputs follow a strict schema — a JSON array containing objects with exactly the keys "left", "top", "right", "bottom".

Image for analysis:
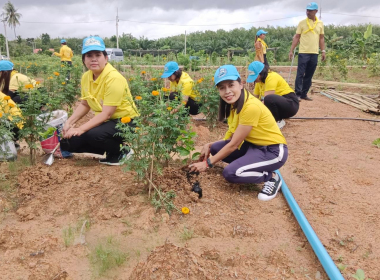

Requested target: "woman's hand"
[
  {"left": 189, "top": 161, "right": 208, "bottom": 173},
  {"left": 198, "top": 143, "right": 211, "bottom": 162},
  {"left": 64, "top": 127, "right": 85, "bottom": 139},
  {"left": 62, "top": 122, "right": 72, "bottom": 137}
]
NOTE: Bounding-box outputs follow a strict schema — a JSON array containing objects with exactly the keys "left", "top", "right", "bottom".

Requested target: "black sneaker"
[
  {"left": 258, "top": 173, "right": 282, "bottom": 201},
  {"left": 99, "top": 149, "right": 134, "bottom": 166},
  {"left": 301, "top": 96, "right": 313, "bottom": 101}
]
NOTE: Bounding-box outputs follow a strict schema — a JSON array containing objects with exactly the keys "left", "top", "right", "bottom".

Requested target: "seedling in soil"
[
  {"left": 180, "top": 226, "right": 194, "bottom": 241},
  {"left": 337, "top": 263, "right": 347, "bottom": 272},
  {"left": 372, "top": 138, "right": 380, "bottom": 148},
  {"left": 352, "top": 269, "right": 372, "bottom": 280},
  {"left": 150, "top": 188, "right": 178, "bottom": 215}
]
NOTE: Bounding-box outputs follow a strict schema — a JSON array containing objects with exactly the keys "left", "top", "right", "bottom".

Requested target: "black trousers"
[
  {"left": 264, "top": 92, "right": 299, "bottom": 122},
  {"left": 7, "top": 90, "right": 23, "bottom": 104},
  {"left": 295, "top": 53, "right": 319, "bottom": 98},
  {"left": 60, "top": 119, "right": 132, "bottom": 156},
  {"left": 169, "top": 92, "right": 201, "bottom": 115},
  {"left": 263, "top": 54, "right": 269, "bottom": 66}
]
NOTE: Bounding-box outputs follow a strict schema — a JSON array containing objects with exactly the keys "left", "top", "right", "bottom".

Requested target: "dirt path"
[{"left": 0, "top": 93, "right": 379, "bottom": 279}]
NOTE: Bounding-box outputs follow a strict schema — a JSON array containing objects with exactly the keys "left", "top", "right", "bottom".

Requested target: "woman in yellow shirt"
[
  {"left": 254, "top": 30, "right": 269, "bottom": 66},
  {"left": 189, "top": 65, "right": 288, "bottom": 201},
  {"left": 248, "top": 61, "right": 299, "bottom": 129},
  {"left": 161, "top": 61, "right": 201, "bottom": 115},
  {"left": 0, "top": 60, "right": 37, "bottom": 104},
  {"left": 61, "top": 36, "right": 138, "bottom": 166}
]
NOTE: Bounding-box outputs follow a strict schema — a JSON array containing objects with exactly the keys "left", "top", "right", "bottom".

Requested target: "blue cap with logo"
[
  {"left": 214, "top": 65, "right": 240, "bottom": 86},
  {"left": 0, "top": 60, "right": 14, "bottom": 71},
  {"left": 306, "top": 2, "right": 318, "bottom": 10},
  {"left": 161, "top": 61, "right": 180, "bottom": 78},
  {"left": 60, "top": 39, "right": 66, "bottom": 44},
  {"left": 256, "top": 29, "right": 268, "bottom": 37},
  {"left": 246, "top": 61, "right": 265, "bottom": 83},
  {"left": 82, "top": 36, "right": 106, "bottom": 54}
]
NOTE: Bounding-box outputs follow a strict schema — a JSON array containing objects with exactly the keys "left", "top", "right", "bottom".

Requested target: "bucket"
[{"left": 39, "top": 110, "right": 68, "bottom": 158}]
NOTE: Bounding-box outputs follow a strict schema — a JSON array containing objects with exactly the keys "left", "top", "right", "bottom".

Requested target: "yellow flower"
[
  {"left": 0, "top": 112, "right": 2, "bottom": 118},
  {"left": 135, "top": 127, "right": 140, "bottom": 131},
  {"left": 121, "top": 117, "right": 131, "bottom": 123},
  {"left": 182, "top": 101, "right": 187, "bottom": 105},
  {"left": 4, "top": 96, "right": 11, "bottom": 101},
  {"left": 36, "top": 81, "right": 41, "bottom": 85},
  {"left": 141, "top": 71, "right": 146, "bottom": 75},
  {"left": 8, "top": 103, "right": 15, "bottom": 108},
  {"left": 150, "top": 78, "right": 157, "bottom": 81},
  {"left": 135, "top": 96, "right": 142, "bottom": 100},
  {"left": 159, "top": 72, "right": 163, "bottom": 75},
  {"left": 62, "top": 82, "right": 66, "bottom": 85},
  {"left": 212, "top": 77, "right": 214, "bottom": 82},
  {"left": 25, "top": 84, "right": 34, "bottom": 89},
  {"left": 181, "top": 207, "right": 190, "bottom": 215},
  {"left": 167, "top": 106, "right": 172, "bottom": 111},
  {"left": 53, "top": 72, "right": 60, "bottom": 76},
  {"left": 152, "top": 91, "right": 159, "bottom": 96},
  {"left": 27, "top": 66, "right": 30, "bottom": 69},
  {"left": 197, "top": 78, "right": 204, "bottom": 84},
  {"left": 161, "top": 87, "right": 168, "bottom": 92},
  {"left": 49, "top": 76, "right": 53, "bottom": 80},
  {"left": 61, "top": 64, "right": 65, "bottom": 67}
]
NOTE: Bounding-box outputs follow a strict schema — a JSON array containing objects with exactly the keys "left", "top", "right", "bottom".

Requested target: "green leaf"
[
  {"left": 352, "top": 269, "right": 365, "bottom": 280},
  {"left": 364, "top": 24, "right": 372, "bottom": 40},
  {"left": 191, "top": 152, "right": 201, "bottom": 160},
  {"left": 177, "top": 147, "right": 190, "bottom": 157}
]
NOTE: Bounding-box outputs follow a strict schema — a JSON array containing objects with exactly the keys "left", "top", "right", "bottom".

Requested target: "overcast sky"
[{"left": 2, "top": 0, "right": 380, "bottom": 41}]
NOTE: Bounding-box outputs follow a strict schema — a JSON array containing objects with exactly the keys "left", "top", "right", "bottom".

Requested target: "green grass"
[
  {"left": 180, "top": 226, "right": 194, "bottom": 241},
  {"left": 89, "top": 237, "right": 129, "bottom": 276},
  {"left": 372, "top": 138, "right": 380, "bottom": 148},
  {"left": 62, "top": 225, "right": 75, "bottom": 247},
  {"left": 62, "top": 218, "right": 91, "bottom": 247}
]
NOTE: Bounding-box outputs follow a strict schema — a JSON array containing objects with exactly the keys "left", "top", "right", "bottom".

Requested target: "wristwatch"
[
  {"left": 206, "top": 158, "right": 213, "bottom": 168},
  {"left": 321, "top": 50, "right": 326, "bottom": 53}
]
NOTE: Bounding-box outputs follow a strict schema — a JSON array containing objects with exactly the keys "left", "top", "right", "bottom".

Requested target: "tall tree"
[{"left": 2, "top": 1, "right": 21, "bottom": 38}]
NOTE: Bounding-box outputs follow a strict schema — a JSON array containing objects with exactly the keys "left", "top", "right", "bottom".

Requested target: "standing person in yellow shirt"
[
  {"left": 189, "top": 65, "right": 288, "bottom": 201},
  {"left": 53, "top": 39, "right": 74, "bottom": 80},
  {"left": 61, "top": 36, "right": 138, "bottom": 166},
  {"left": 161, "top": 61, "right": 201, "bottom": 115},
  {"left": 289, "top": 2, "right": 325, "bottom": 101},
  {"left": 254, "top": 29, "right": 269, "bottom": 66},
  {"left": 247, "top": 61, "right": 299, "bottom": 129}
]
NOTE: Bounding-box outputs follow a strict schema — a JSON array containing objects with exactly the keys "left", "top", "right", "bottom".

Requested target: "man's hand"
[
  {"left": 189, "top": 161, "right": 208, "bottom": 173},
  {"left": 321, "top": 52, "right": 326, "bottom": 62},
  {"left": 289, "top": 51, "right": 294, "bottom": 61}
]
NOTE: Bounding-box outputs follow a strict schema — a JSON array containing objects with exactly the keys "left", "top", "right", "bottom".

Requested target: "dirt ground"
[{"left": 1, "top": 92, "right": 380, "bottom": 280}]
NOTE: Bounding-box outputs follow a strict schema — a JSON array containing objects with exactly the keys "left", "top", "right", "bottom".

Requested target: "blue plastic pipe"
[{"left": 276, "top": 170, "right": 344, "bottom": 280}]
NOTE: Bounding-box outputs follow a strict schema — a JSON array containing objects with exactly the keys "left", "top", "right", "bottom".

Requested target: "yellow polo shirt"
[
  {"left": 257, "top": 38, "right": 268, "bottom": 54},
  {"left": 296, "top": 18, "right": 324, "bottom": 54},
  {"left": 224, "top": 91, "right": 286, "bottom": 146},
  {"left": 54, "top": 45, "right": 73, "bottom": 62},
  {"left": 80, "top": 63, "right": 139, "bottom": 120},
  {"left": 10, "top": 71, "right": 38, "bottom": 92},
  {"left": 1, "top": 91, "right": 23, "bottom": 128},
  {"left": 254, "top": 72, "right": 294, "bottom": 100},
  {"left": 170, "top": 72, "right": 200, "bottom": 101}
]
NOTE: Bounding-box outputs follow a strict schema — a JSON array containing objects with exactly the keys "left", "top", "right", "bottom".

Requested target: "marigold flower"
[
  {"left": 62, "top": 82, "right": 66, "bottom": 85},
  {"left": 181, "top": 207, "right": 190, "bottom": 214},
  {"left": 141, "top": 71, "right": 146, "bottom": 75},
  {"left": 36, "top": 81, "right": 41, "bottom": 85},
  {"left": 197, "top": 78, "right": 204, "bottom": 84},
  {"left": 48, "top": 76, "right": 53, "bottom": 80},
  {"left": 150, "top": 78, "right": 157, "bottom": 81},
  {"left": 167, "top": 107, "right": 172, "bottom": 111},
  {"left": 4, "top": 96, "right": 11, "bottom": 101},
  {"left": 161, "top": 87, "right": 169, "bottom": 92},
  {"left": 8, "top": 103, "right": 15, "bottom": 108},
  {"left": 159, "top": 73, "right": 163, "bottom": 76},
  {"left": 182, "top": 101, "right": 187, "bottom": 105},
  {"left": 53, "top": 72, "right": 60, "bottom": 76},
  {"left": 121, "top": 116, "right": 131, "bottom": 123},
  {"left": 0, "top": 112, "right": 2, "bottom": 118},
  {"left": 135, "top": 96, "right": 142, "bottom": 100},
  {"left": 25, "top": 84, "right": 34, "bottom": 89},
  {"left": 27, "top": 66, "right": 30, "bottom": 69},
  {"left": 212, "top": 77, "right": 214, "bottom": 81},
  {"left": 152, "top": 91, "right": 159, "bottom": 96}
]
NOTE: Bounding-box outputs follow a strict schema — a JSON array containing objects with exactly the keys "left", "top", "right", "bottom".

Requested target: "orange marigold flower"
[
  {"left": 197, "top": 78, "right": 204, "bottom": 84},
  {"left": 212, "top": 77, "right": 214, "bottom": 81},
  {"left": 62, "top": 82, "right": 66, "bottom": 85},
  {"left": 135, "top": 96, "right": 142, "bottom": 100},
  {"left": 141, "top": 71, "right": 146, "bottom": 75},
  {"left": 25, "top": 84, "right": 34, "bottom": 89},
  {"left": 121, "top": 117, "right": 131, "bottom": 124},
  {"left": 53, "top": 72, "right": 60, "bottom": 76},
  {"left": 36, "top": 81, "right": 41, "bottom": 85},
  {"left": 167, "top": 107, "right": 172, "bottom": 111},
  {"left": 181, "top": 207, "right": 190, "bottom": 214},
  {"left": 150, "top": 78, "right": 157, "bottom": 81},
  {"left": 161, "top": 87, "right": 169, "bottom": 92},
  {"left": 4, "top": 96, "right": 11, "bottom": 101},
  {"left": 8, "top": 103, "right": 15, "bottom": 108},
  {"left": 0, "top": 112, "right": 2, "bottom": 118},
  {"left": 152, "top": 91, "right": 159, "bottom": 96}
]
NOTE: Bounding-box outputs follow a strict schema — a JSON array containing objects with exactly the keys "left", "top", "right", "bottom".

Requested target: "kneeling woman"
[
  {"left": 61, "top": 36, "right": 138, "bottom": 166},
  {"left": 189, "top": 65, "right": 288, "bottom": 201},
  {"left": 248, "top": 61, "right": 299, "bottom": 128},
  {"left": 161, "top": 61, "right": 201, "bottom": 115}
]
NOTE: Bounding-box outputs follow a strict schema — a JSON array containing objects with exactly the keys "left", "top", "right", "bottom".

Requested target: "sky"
[{"left": 1, "top": 0, "right": 380, "bottom": 41}]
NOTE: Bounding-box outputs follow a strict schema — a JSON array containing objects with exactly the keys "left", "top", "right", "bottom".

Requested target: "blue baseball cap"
[
  {"left": 161, "top": 61, "right": 179, "bottom": 78},
  {"left": 256, "top": 30, "right": 268, "bottom": 37},
  {"left": 246, "top": 61, "right": 265, "bottom": 83},
  {"left": 214, "top": 65, "right": 240, "bottom": 86},
  {"left": 306, "top": 2, "right": 318, "bottom": 10},
  {"left": 60, "top": 39, "right": 66, "bottom": 44},
  {"left": 82, "top": 36, "right": 106, "bottom": 54},
  {"left": 0, "top": 60, "right": 14, "bottom": 71}
]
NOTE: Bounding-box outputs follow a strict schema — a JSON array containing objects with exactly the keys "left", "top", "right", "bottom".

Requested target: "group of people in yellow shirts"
[{"left": 0, "top": 1, "right": 324, "bottom": 201}]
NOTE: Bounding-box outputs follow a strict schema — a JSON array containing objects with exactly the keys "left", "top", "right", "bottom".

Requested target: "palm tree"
[{"left": 2, "top": 1, "right": 21, "bottom": 38}]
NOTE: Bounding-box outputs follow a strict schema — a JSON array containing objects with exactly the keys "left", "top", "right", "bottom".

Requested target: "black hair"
[
  {"left": 258, "top": 64, "right": 270, "bottom": 83},
  {"left": 81, "top": 50, "right": 108, "bottom": 66},
  {"left": 0, "top": 70, "right": 12, "bottom": 94},
  {"left": 217, "top": 78, "right": 250, "bottom": 121},
  {"left": 61, "top": 42, "right": 67, "bottom": 45},
  {"left": 173, "top": 69, "right": 182, "bottom": 80},
  {"left": 254, "top": 35, "right": 259, "bottom": 43}
]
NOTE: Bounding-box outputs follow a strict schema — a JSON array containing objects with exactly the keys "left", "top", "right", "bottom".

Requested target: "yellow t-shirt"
[
  {"left": 254, "top": 72, "right": 294, "bottom": 100},
  {"left": 296, "top": 18, "right": 324, "bottom": 54},
  {"left": 224, "top": 91, "right": 286, "bottom": 146},
  {"left": 9, "top": 71, "right": 38, "bottom": 92},
  {"left": 257, "top": 38, "right": 268, "bottom": 54},
  {"left": 80, "top": 63, "right": 139, "bottom": 120},
  {"left": 170, "top": 71, "right": 200, "bottom": 101},
  {"left": 0, "top": 91, "right": 23, "bottom": 128},
  {"left": 54, "top": 45, "right": 73, "bottom": 62}
]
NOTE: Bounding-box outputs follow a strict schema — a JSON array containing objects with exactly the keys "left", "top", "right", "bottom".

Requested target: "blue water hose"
[{"left": 276, "top": 170, "right": 345, "bottom": 280}]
